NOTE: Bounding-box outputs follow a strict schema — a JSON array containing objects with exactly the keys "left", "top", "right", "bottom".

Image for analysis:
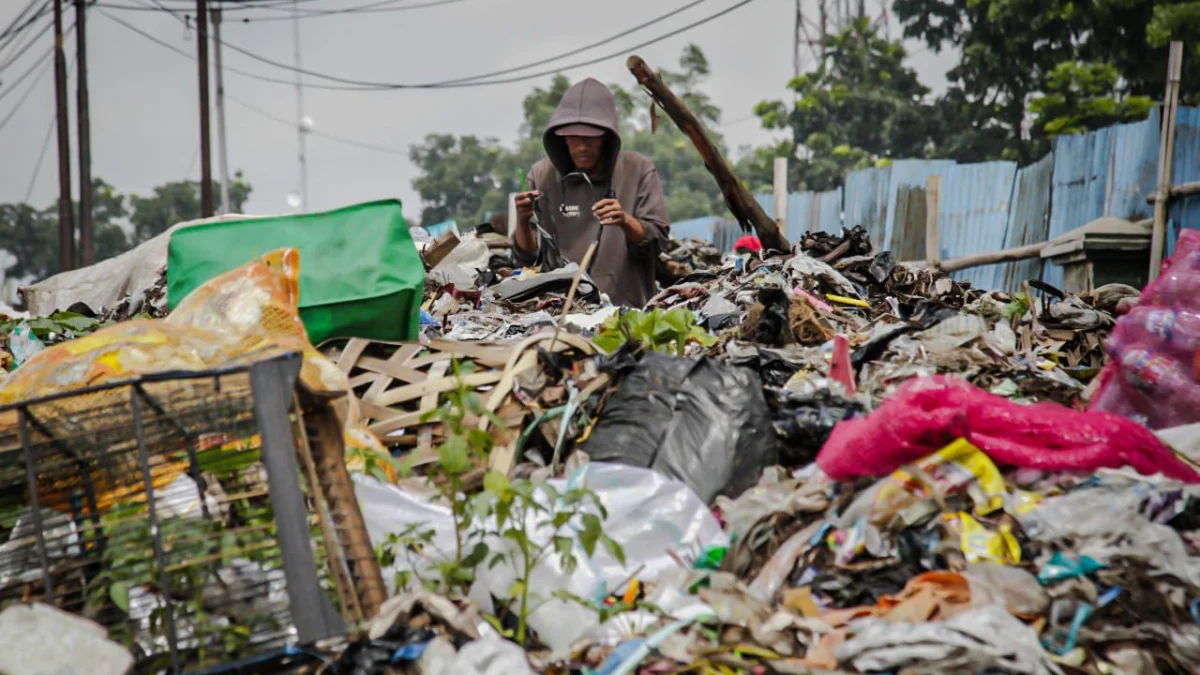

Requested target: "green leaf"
[
  {"left": 437, "top": 435, "right": 470, "bottom": 475},
  {"left": 462, "top": 542, "right": 489, "bottom": 568},
  {"left": 551, "top": 512, "right": 572, "bottom": 529},
  {"left": 553, "top": 535, "right": 574, "bottom": 558},
  {"left": 494, "top": 500, "right": 511, "bottom": 531},
  {"left": 488, "top": 553, "right": 507, "bottom": 570},
  {"left": 50, "top": 312, "right": 99, "bottom": 333},
  {"left": 508, "top": 580, "right": 526, "bottom": 599},
  {"left": 110, "top": 581, "right": 131, "bottom": 613},
  {"left": 483, "top": 470, "right": 509, "bottom": 495},
  {"left": 467, "top": 429, "right": 495, "bottom": 453},
  {"left": 579, "top": 513, "right": 602, "bottom": 556},
  {"left": 600, "top": 535, "right": 627, "bottom": 566}
]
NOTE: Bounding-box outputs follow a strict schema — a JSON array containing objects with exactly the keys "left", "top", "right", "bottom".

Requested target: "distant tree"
[
  {"left": 408, "top": 45, "right": 728, "bottom": 226},
  {"left": 0, "top": 175, "right": 252, "bottom": 284},
  {"left": 129, "top": 174, "right": 251, "bottom": 244},
  {"left": 744, "top": 20, "right": 937, "bottom": 192},
  {"left": 893, "top": 0, "right": 1196, "bottom": 161}
]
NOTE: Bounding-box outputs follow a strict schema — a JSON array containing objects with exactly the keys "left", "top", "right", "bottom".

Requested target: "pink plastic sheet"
[
  {"left": 816, "top": 375, "right": 1200, "bottom": 483},
  {"left": 1091, "top": 230, "right": 1200, "bottom": 429}
]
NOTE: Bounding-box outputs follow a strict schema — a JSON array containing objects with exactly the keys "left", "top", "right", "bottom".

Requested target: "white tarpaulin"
[{"left": 20, "top": 214, "right": 260, "bottom": 316}]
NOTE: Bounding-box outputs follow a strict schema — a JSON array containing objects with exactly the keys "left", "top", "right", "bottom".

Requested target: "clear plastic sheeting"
[{"left": 354, "top": 463, "right": 727, "bottom": 656}]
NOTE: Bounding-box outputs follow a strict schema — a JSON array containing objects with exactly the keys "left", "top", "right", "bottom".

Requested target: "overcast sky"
[{"left": 0, "top": 0, "right": 955, "bottom": 226}]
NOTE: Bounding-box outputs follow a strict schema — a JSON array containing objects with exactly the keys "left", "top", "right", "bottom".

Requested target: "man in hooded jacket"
[{"left": 512, "top": 78, "right": 669, "bottom": 308}]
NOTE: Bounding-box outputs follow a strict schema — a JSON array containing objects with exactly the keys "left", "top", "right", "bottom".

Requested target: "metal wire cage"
[{"left": 0, "top": 353, "right": 370, "bottom": 673}]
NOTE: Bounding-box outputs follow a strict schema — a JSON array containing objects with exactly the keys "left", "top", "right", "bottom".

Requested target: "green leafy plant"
[
  {"left": 84, "top": 500, "right": 279, "bottom": 667},
  {"left": 385, "top": 360, "right": 503, "bottom": 596},
  {"left": 0, "top": 311, "right": 117, "bottom": 344},
  {"left": 594, "top": 307, "right": 716, "bottom": 356},
  {"left": 478, "top": 471, "right": 625, "bottom": 646}
]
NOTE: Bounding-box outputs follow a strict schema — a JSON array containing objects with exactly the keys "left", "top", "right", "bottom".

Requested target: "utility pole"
[
  {"left": 292, "top": 0, "right": 308, "bottom": 212},
  {"left": 53, "top": 0, "right": 75, "bottom": 272},
  {"left": 75, "top": 0, "right": 93, "bottom": 266},
  {"left": 212, "top": 6, "right": 231, "bottom": 214},
  {"left": 196, "top": 0, "right": 214, "bottom": 217}
]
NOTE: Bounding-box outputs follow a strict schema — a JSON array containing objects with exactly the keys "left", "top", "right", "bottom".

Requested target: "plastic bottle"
[{"left": 1107, "top": 307, "right": 1200, "bottom": 361}]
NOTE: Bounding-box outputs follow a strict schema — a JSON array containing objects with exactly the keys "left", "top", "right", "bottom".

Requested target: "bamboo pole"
[
  {"left": 774, "top": 157, "right": 788, "bottom": 235},
  {"left": 924, "top": 175, "right": 941, "bottom": 267},
  {"left": 627, "top": 55, "right": 790, "bottom": 252},
  {"left": 1150, "top": 42, "right": 1184, "bottom": 281},
  {"left": 938, "top": 241, "right": 1048, "bottom": 272}
]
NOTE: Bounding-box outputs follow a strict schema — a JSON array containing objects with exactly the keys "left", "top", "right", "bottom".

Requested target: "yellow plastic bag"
[{"left": 0, "top": 249, "right": 396, "bottom": 505}]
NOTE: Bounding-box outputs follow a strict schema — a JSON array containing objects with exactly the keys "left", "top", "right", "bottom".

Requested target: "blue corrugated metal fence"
[{"left": 695, "top": 105, "right": 1200, "bottom": 291}]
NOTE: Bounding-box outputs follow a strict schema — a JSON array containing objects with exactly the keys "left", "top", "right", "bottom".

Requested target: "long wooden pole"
[
  {"left": 626, "top": 55, "right": 790, "bottom": 252},
  {"left": 53, "top": 0, "right": 75, "bottom": 273},
  {"left": 196, "top": 0, "right": 214, "bottom": 218},
  {"left": 1150, "top": 41, "right": 1183, "bottom": 281},
  {"left": 774, "top": 157, "right": 788, "bottom": 236},
  {"left": 924, "top": 175, "right": 941, "bottom": 268},
  {"left": 74, "top": 0, "right": 92, "bottom": 267}
]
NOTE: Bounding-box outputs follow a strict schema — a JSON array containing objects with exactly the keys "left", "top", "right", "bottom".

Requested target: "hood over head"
[{"left": 543, "top": 78, "right": 622, "bottom": 176}]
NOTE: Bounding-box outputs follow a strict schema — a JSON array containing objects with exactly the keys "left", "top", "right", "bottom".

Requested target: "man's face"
[{"left": 565, "top": 135, "right": 605, "bottom": 173}]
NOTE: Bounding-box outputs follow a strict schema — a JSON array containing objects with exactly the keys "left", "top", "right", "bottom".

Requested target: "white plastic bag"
[{"left": 354, "top": 463, "right": 727, "bottom": 656}]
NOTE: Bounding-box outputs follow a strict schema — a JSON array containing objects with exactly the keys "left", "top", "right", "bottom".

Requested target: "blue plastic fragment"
[
  {"left": 391, "top": 640, "right": 430, "bottom": 663},
  {"left": 1038, "top": 551, "right": 1105, "bottom": 584}
]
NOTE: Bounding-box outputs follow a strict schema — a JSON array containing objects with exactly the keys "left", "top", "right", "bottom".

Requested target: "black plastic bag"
[
  {"left": 770, "top": 387, "right": 864, "bottom": 466},
  {"left": 583, "top": 351, "right": 779, "bottom": 503}
]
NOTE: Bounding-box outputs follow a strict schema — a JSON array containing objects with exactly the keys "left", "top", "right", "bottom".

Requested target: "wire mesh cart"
[{"left": 0, "top": 352, "right": 386, "bottom": 673}]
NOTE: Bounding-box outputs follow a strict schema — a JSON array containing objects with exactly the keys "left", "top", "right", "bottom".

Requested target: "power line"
[
  {"left": 100, "top": 9, "right": 378, "bottom": 89},
  {"left": 0, "top": 51, "right": 51, "bottom": 131},
  {"left": 213, "top": 0, "right": 758, "bottom": 89},
  {"left": 102, "top": 0, "right": 754, "bottom": 92},
  {"left": 0, "top": 0, "right": 48, "bottom": 43},
  {"left": 24, "top": 115, "right": 56, "bottom": 202},
  {"left": 96, "top": 0, "right": 468, "bottom": 16},
  {"left": 21, "top": 41, "right": 74, "bottom": 205},
  {"left": 0, "top": 13, "right": 51, "bottom": 74},
  {"left": 226, "top": 93, "right": 406, "bottom": 154},
  {"left": 420, "top": 0, "right": 712, "bottom": 86},
  {"left": 230, "top": 0, "right": 470, "bottom": 20}
]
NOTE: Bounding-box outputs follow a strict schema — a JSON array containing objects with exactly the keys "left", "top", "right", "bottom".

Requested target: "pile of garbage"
[
  {"left": 2, "top": 214, "right": 1198, "bottom": 675},
  {"left": 325, "top": 225, "right": 1198, "bottom": 674}
]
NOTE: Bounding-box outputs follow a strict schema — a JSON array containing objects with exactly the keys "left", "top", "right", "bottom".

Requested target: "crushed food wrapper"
[
  {"left": 873, "top": 439, "right": 1008, "bottom": 524},
  {"left": 946, "top": 511, "right": 1021, "bottom": 565}
]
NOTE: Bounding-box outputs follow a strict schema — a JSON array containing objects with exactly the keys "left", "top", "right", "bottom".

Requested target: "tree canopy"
[
  {"left": 407, "top": 45, "right": 728, "bottom": 227},
  {"left": 0, "top": 177, "right": 252, "bottom": 283}
]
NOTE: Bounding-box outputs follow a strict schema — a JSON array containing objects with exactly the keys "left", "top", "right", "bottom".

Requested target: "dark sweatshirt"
[{"left": 513, "top": 78, "right": 670, "bottom": 308}]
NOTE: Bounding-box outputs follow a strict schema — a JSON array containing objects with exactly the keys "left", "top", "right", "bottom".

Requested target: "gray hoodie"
[{"left": 513, "top": 78, "right": 669, "bottom": 308}]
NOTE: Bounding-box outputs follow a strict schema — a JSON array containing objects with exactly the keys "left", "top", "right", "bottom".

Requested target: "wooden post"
[
  {"left": 52, "top": 0, "right": 75, "bottom": 273},
  {"left": 925, "top": 175, "right": 941, "bottom": 268},
  {"left": 507, "top": 192, "right": 518, "bottom": 237},
  {"left": 626, "top": 55, "right": 790, "bottom": 252},
  {"left": 1150, "top": 41, "right": 1184, "bottom": 281},
  {"left": 773, "top": 157, "right": 788, "bottom": 236}
]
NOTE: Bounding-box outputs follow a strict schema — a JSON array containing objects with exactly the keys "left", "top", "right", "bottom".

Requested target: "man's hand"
[
  {"left": 593, "top": 198, "right": 645, "bottom": 243},
  {"left": 513, "top": 190, "right": 540, "bottom": 253},
  {"left": 515, "top": 190, "right": 540, "bottom": 225}
]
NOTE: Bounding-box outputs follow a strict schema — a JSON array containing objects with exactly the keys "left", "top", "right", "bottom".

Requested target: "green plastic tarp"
[{"left": 166, "top": 199, "right": 424, "bottom": 345}]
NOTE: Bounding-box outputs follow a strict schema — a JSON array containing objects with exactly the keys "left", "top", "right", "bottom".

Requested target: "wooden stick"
[
  {"left": 1150, "top": 41, "right": 1184, "bottom": 281},
  {"left": 626, "top": 55, "right": 790, "bottom": 252},
  {"left": 1147, "top": 180, "right": 1200, "bottom": 204},
  {"left": 550, "top": 241, "right": 598, "bottom": 351},
  {"left": 925, "top": 175, "right": 941, "bottom": 268},
  {"left": 774, "top": 157, "right": 788, "bottom": 235},
  {"left": 939, "top": 241, "right": 1048, "bottom": 272}
]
